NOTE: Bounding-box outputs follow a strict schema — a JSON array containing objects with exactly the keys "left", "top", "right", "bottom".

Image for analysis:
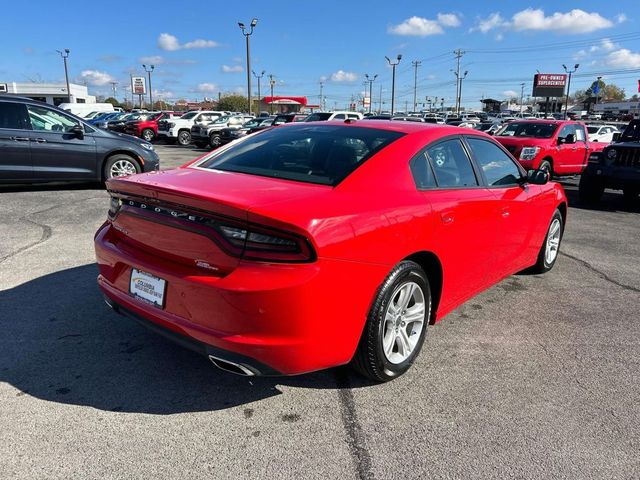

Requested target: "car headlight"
[
  {"left": 140, "top": 142, "right": 154, "bottom": 151},
  {"left": 519, "top": 146, "right": 540, "bottom": 161},
  {"left": 606, "top": 148, "right": 617, "bottom": 159}
]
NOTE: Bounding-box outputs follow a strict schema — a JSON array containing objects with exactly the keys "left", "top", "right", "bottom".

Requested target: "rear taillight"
[{"left": 216, "top": 223, "right": 315, "bottom": 262}]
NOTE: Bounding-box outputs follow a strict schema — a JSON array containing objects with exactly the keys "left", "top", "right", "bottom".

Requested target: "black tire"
[
  {"left": 539, "top": 159, "right": 553, "bottom": 180},
  {"left": 141, "top": 128, "right": 155, "bottom": 142},
  {"left": 530, "top": 209, "right": 563, "bottom": 274},
  {"left": 209, "top": 133, "right": 221, "bottom": 149},
  {"left": 351, "top": 261, "right": 431, "bottom": 382},
  {"left": 578, "top": 172, "right": 605, "bottom": 204},
  {"left": 103, "top": 154, "right": 141, "bottom": 181},
  {"left": 177, "top": 130, "right": 191, "bottom": 146},
  {"left": 622, "top": 187, "right": 639, "bottom": 205}
]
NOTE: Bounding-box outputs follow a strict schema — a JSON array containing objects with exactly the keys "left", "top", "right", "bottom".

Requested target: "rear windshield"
[
  {"left": 496, "top": 122, "right": 558, "bottom": 138},
  {"left": 305, "top": 113, "right": 332, "bottom": 122},
  {"left": 197, "top": 124, "right": 405, "bottom": 186}
]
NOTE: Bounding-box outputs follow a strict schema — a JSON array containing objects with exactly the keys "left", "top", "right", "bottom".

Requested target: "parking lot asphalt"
[{"left": 1, "top": 144, "right": 639, "bottom": 479}]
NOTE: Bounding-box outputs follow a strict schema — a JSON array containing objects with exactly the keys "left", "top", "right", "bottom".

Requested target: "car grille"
[
  {"left": 613, "top": 148, "right": 640, "bottom": 168},
  {"left": 158, "top": 120, "right": 168, "bottom": 129}
]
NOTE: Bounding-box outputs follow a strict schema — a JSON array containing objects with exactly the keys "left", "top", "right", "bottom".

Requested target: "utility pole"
[
  {"left": 519, "top": 83, "right": 525, "bottom": 115},
  {"left": 239, "top": 18, "right": 258, "bottom": 114},
  {"left": 594, "top": 76, "right": 602, "bottom": 114},
  {"left": 110, "top": 82, "right": 117, "bottom": 100},
  {"left": 385, "top": 54, "right": 402, "bottom": 115},
  {"left": 411, "top": 60, "right": 421, "bottom": 113},
  {"left": 452, "top": 49, "right": 465, "bottom": 114},
  {"left": 56, "top": 49, "right": 72, "bottom": 103},
  {"left": 142, "top": 64, "right": 154, "bottom": 109},
  {"left": 364, "top": 74, "right": 377, "bottom": 114},
  {"left": 562, "top": 63, "right": 579, "bottom": 119},
  {"left": 252, "top": 69, "right": 265, "bottom": 113},
  {"left": 268, "top": 74, "right": 275, "bottom": 114},
  {"left": 378, "top": 84, "right": 383, "bottom": 114},
  {"left": 319, "top": 80, "right": 324, "bottom": 110}
]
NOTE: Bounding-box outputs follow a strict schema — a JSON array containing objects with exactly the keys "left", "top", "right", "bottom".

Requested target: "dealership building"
[{"left": 0, "top": 82, "right": 96, "bottom": 105}]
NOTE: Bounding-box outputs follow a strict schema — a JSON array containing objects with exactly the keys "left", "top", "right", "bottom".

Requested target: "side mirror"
[
  {"left": 70, "top": 124, "right": 84, "bottom": 139},
  {"left": 527, "top": 169, "right": 549, "bottom": 185},
  {"left": 565, "top": 133, "right": 576, "bottom": 144},
  {"left": 557, "top": 136, "right": 565, "bottom": 145},
  {"left": 612, "top": 132, "right": 621, "bottom": 143}
]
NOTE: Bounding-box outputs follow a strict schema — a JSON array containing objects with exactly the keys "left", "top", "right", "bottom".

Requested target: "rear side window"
[
  {"left": 425, "top": 139, "right": 478, "bottom": 188},
  {"left": 410, "top": 152, "right": 437, "bottom": 189},
  {"left": 466, "top": 137, "right": 522, "bottom": 186},
  {"left": 0, "top": 102, "right": 30, "bottom": 130},
  {"left": 198, "top": 125, "right": 405, "bottom": 186},
  {"left": 27, "top": 105, "right": 79, "bottom": 132}
]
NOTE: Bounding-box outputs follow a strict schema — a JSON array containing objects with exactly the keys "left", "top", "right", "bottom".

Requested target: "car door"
[
  {"left": 555, "top": 124, "right": 583, "bottom": 174},
  {"left": 0, "top": 100, "right": 32, "bottom": 181},
  {"left": 465, "top": 136, "right": 536, "bottom": 276},
  {"left": 25, "top": 104, "right": 97, "bottom": 181},
  {"left": 414, "top": 137, "right": 501, "bottom": 307}
]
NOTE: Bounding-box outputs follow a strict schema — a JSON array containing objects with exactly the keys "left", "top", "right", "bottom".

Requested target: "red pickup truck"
[
  {"left": 124, "top": 111, "right": 183, "bottom": 142},
  {"left": 494, "top": 120, "right": 605, "bottom": 177}
]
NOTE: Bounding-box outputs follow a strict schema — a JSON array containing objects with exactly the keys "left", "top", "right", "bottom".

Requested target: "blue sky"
[{"left": 1, "top": 1, "right": 639, "bottom": 110}]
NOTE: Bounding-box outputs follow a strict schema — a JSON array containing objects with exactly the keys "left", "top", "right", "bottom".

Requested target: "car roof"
[{"left": 286, "top": 119, "right": 481, "bottom": 136}]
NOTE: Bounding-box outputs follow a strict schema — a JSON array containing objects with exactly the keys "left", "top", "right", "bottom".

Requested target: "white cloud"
[
  {"left": 503, "top": 90, "right": 519, "bottom": 98},
  {"left": 471, "top": 13, "right": 506, "bottom": 33},
  {"left": 139, "top": 55, "right": 165, "bottom": 65},
  {"left": 78, "top": 70, "right": 115, "bottom": 86},
  {"left": 153, "top": 89, "right": 174, "bottom": 100},
  {"left": 574, "top": 38, "right": 618, "bottom": 61},
  {"left": 330, "top": 70, "right": 358, "bottom": 82},
  {"left": 222, "top": 64, "right": 243, "bottom": 73},
  {"left": 616, "top": 13, "right": 627, "bottom": 23},
  {"left": 437, "top": 13, "right": 461, "bottom": 27},
  {"left": 511, "top": 9, "right": 613, "bottom": 34},
  {"left": 607, "top": 49, "right": 640, "bottom": 68},
  {"left": 158, "top": 33, "right": 219, "bottom": 51},
  {"left": 389, "top": 16, "right": 444, "bottom": 36},
  {"left": 196, "top": 83, "right": 218, "bottom": 93}
]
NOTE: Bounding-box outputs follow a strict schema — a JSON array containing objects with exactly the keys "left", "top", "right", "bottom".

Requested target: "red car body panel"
[
  {"left": 495, "top": 120, "right": 605, "bottom": 175},
  {"left": 125, "top": 112, "right": 182, "bottom": 139},
  {"left": 95, "top": 122, "right": 567, "bottom": 375}
]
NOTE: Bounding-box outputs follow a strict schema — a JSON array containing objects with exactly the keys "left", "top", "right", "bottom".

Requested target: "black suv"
[
  {"left": 579, "top": 119, "right": 640, "bottom": 203},
  {"left": 0, "top": 96, "right": 159, "bottom": 184}
]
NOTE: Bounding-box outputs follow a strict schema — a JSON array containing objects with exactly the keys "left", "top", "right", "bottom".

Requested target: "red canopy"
[{"left": 263, "top": 96, "right": 308, "bottom": 106}]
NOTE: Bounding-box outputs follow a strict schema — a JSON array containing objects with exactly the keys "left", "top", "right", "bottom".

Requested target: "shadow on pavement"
[
  {"left": 559, "top": 179, "right": 640, "bottom": 214},
  {"left": 0, "top": 264, "right": 371, "bottom": 414},
  {"left": 0, "top": 183, "right": 103, "bottom": 193}
]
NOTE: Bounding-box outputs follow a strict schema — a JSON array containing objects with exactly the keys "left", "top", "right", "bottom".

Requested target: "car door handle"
[
  {"left": 32, "top": 138, "right": 47, "bottom": 143},
  {"left": 440, "top": 212, "right": 455, "bottom": 224},
  {"left": 571, "top": 147, "right": 578, "bottom": 151},
  {"left": 10, "top": 136, "right": 30, "bottom": 142},
  {"left": 501, "top": 207, "right": 510, "bottom": 218}
]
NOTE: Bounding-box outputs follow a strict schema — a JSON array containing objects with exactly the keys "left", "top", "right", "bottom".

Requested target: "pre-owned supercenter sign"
[{"left": 533, "top": 74, "right": 567, "bottom": 97}]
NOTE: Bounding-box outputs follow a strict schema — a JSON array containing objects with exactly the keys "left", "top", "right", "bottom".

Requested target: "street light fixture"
[
  {"left": 385, "top": 54, "right": 402, "bottom": 115},
  {"left": 364, "top": 73, "right": 378, "bottom": 114},
  {"left": 56, "top": 49, "right": 71, "bottom": 103},
  {"left": 239, "top": 18, "right": 258, "bottom": 114},
  {"left": 142, "top": 64, "right": 155, "bottom": 110},
  {"left": 562, "top": 63, "right": 579, "bottom": 119}
]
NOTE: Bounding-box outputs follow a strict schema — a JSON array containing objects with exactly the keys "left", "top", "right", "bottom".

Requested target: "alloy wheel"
[
  {"left": 110, "top": 159, "right": 137, "bottom": 178},
  {"left": 545, "top": 218, "right": 561, "bottom": 265},
  {"left": 382, "top": 281, "right": 426, "bottom": 364}
]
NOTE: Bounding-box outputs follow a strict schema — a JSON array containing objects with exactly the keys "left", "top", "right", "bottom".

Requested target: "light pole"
[
  {"left": 319, "top": 81, "right": 324, "bottom": 111},
  {"left": 142, "top": 64, "right": 154, "bottom": 110},
  {"left": 239, "top": 18, "right": 258, "bottom": 114},
  {"left": 594, "top": 75, "right": 602, "bottom": 114},
  {"left": 562, "top": 63, "right": 579, "bottom": 119},
  {"left": 519, "top": 82, "right": 525, "bottom": 115},
  {"left": 110, "top": 81, "right": 117, "bottom": 100},
  {"left": 364, "top": 74, "right": 377, "bottom": 114},
  {"left": 268, "top": 74, "right": 275, "bottom": 114},
  {"left": 411, "top": 60, "right": 421, "bottom": 113},
  {"left": 453, "top": 70, "right": 468, "bottom": 114},
  {"left": 252, "top": 69, "right": 265, "bottom": 113},
  {"left": 56, "top": 49, "right": 71, "bottom": 103},
  {"left": 385, "top": 54, "right": 402, "bottom": 115}
]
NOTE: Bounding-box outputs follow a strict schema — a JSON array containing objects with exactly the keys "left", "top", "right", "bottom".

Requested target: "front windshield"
[
  {"left": 181, "top": 112, "right": 198, "bottom": 120},
  {"left": 213, "top": 115, "right": 230, "bottom": 124},
  {"left": 620, "top": 121, "right": 640, "bottom": 141},
  {"left": 496, "top": 122, "right": 558, "bottom": 138}
]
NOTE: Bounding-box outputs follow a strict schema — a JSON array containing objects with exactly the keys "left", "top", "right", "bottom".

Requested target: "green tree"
[
  {"left": 603, "top": 84, "right": 625, "bottom": 101},
  {"left": 629, "top": 94, "right": 639, "bottom": 101},
  {"left": 104, "top": 97, "right": 120, "bottom": 106},
  {"left": 217, "top": 94, "right": 248, "bottom": 112}
]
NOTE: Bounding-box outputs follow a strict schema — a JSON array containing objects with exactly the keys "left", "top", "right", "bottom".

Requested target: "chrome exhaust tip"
[{"left": 208, "top": 355, "right": 256, "bottom": 376}]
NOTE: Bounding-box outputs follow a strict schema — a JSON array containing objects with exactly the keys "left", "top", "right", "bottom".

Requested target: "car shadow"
[
  {"left": 0, "top": 264, "right": 372, "bottom": 414},
  {"left": 0, "top": 183, "right": 104, "bottom": 193},
  {"left": 560, "top": 181, "right": 640, "bottom": 213}
]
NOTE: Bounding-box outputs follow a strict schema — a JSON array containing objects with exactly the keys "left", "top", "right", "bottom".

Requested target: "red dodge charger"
[{"left": 95, "top": 121, "right": 566, "bottom": 381}]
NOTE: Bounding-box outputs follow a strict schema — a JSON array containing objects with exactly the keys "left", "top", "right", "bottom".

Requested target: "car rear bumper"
[{"left": 95, "top": 222, "right": 388, "bottom": 375}]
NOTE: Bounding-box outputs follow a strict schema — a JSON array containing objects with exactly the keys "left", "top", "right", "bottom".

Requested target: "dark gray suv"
[{"left": 0, "top": 96, "right": 159, "bottom": 184}]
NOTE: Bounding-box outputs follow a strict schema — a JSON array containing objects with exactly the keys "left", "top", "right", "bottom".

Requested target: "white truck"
[
  {"left": 58, "top": 102, "right": 114, "bottom": 117},
  {"left": 157, "top": 110, "right": 227, "bottom": 145}
]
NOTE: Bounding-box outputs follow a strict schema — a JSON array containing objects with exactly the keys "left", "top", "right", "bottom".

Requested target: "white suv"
[{"left": 158, "top": 110, "right": 227, "bottom": 146}]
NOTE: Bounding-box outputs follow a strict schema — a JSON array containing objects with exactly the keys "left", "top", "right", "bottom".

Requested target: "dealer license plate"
[{"left": 129, "top": 268, "right": 166, "bottom": 308}]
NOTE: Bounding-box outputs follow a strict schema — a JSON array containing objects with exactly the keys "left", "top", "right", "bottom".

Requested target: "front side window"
[
  {"left": 0, "top": 102, "right": 30, "bottom": 130},
  {"left": 425, "top": 139, "right": 478, "bottom": 188},
  {"left": 27, "top": 105, "right": 79, "bottom": 132},
  {"left": 197, "top": 125, "right": 404, "bottom": 186},
  {"left": 557, "top": 124, "right": 575, "bottom": 140},
  {"left": 466, "top": 137, "right": 522, "bottom": 186}
]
